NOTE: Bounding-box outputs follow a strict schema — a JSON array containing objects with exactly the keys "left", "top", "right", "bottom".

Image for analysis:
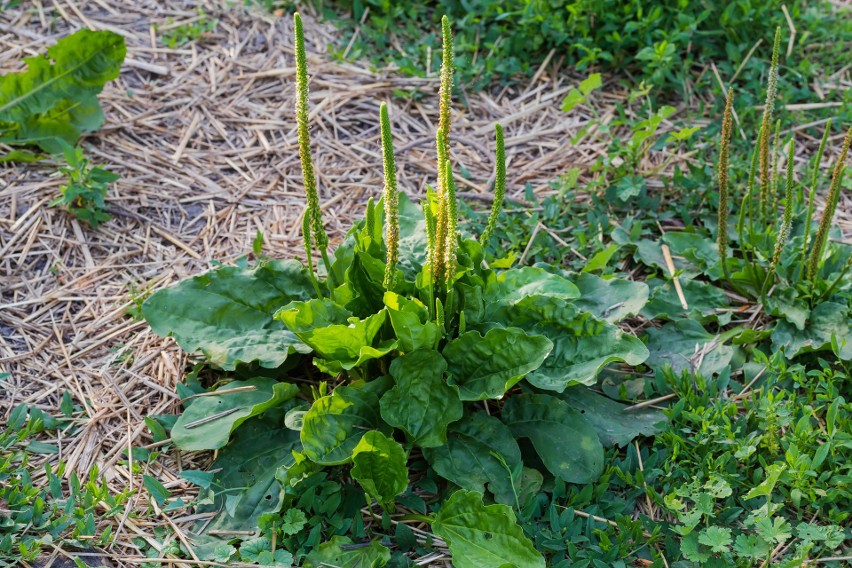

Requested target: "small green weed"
[
  {"left": 49, "top": 142, "right": 119, "bottom": 228},
  {"left": 156, "top": 8, "right": 219, "bottom": 49}
]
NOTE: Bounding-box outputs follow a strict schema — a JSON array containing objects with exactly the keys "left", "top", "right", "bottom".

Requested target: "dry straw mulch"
[{"left": 0, "top": 1, "right": 849, "bottom": 567}]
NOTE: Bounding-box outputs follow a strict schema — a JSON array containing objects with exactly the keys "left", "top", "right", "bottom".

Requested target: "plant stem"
[
  {"left": 801, "top": 120, "right": 831, "bottom": 273},
  {"left": 807, "top": 127, "right": 852, "bottom": 281}
]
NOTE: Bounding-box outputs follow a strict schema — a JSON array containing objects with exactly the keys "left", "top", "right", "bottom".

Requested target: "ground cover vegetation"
[
  {"left": 2, "top": 3, "right": 851, "bottom": 568},
  {"left": 256, "top": 0, "right": 852, "bottom": 122}
]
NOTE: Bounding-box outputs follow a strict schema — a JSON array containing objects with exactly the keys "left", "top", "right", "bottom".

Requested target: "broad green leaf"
[
  {"left": 274, "top": 298, "right": 351, "bottom": 332},
  {"left": 301, "top": 383, "right": 387, "bottom": 465},
  {"left": 303, "top": 535, "right": 390, "bottom": 568},
  {"left": 485, "top": 266, "right": 580, "bottom": 306},
  {"left": 192, "top": 419, "right": 302, "bottom": 560},
  {"left": 744, "top": 464, "right": 786, "bottom": 500},
  {"left": 351, "top": 431, "right": 409, "bottom": 508},
  {"left": 765, "top": 287, "right": 809, "bottom": 331},
  {"left": 143, "top": 260, "right": 315, "bottom": 370},
  {"left": 581, "top": 244, "right": 620, "bottom": 272},
  {"left": 384, "top": 292, "right": 440, "bottom": 352},
  {"left": 503, "top": 393, "right": 604, "bottom": 484},
  {"left": 0, "top": 30, "right": 126, "bottom": 153},
  {"left": 443, "top": 327, "right": 553, "bottom": 400},
  {"left": 633, "top": 238, "right": 704, "bottom": 279},
  {"left": 143, "top": 474, "right": 170, "bottom": 506},
  {"left": 771, "top": 302, "right": 852, "bottom": 360},
  {"left": 343, "top": 251, "right": 387, "bottom": 316},
  {"left": 642, "top": 277, "right": 730, "bottom": 324},
  {"left": 0, "top": 149, "right": 44, "bottom": 163},
  {"left": 561, "top": 88, "right": 586, "bottom": 113},
  {"left": 295, "top": 310, "right": 392, "bottom": 372},
  {"left": 645, "top": 319, "right": 734, "bottom": 376},
  {"left": 556, "top": 387, "right": 665, "bottom": 447},
  {"left": 380, "top": 350, "right": 462, "bottom": 447},
  {"left": 432, "top": 490, "right": 545, "bottom": 568},
  {"left": 579, "top": 72, "right": 603, "bottom": 95},
  {"left": 573, "top": 272, "right": 649, "bottom": 323},
  {"left": 423, "top": 413, "right": 521, "bottom": 505},
  {"left": 396, "top": 193, "right": 430, "bottom": 279},
  {"left": 518, "top": 303, "right": 648, "bottom": 390},
  {"left": 171, "top": 377, "right": 299, "bottom": 451}
]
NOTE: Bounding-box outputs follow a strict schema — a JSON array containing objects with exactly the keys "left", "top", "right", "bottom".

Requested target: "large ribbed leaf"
[
  {"left": 0, "top": 30, "right": 126, "bottom": 153},
  {"left": 350, "top": 431, "right": 409, "bottom": 509},
  {"left": 442, "top": 327, "right": 552, "bottom": 400},
  {"left": 142, "top": 260, "right": 315, "bottom": 370},
  {"left": 380, "top": 350, "right": 462, "bottom": 447},
  {"left": 503, "top": 393, "right": 604, "bottom": 484}
]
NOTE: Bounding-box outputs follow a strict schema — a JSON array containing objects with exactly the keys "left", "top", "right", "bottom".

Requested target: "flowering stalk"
[
  {"left": 433, "top": 128, "right": 449, "bottom": 284},
  {"left": 770, "top": 119, "right": 781, "bottom": 214},
  {"left": 443, "top": 159, "right": 459, "bottom": 283},
  {"left": 380, "top": 103, "right": 399, "bottom": 289},
  {"left": 717, "top": 88, "right": 733, "bottom": 279},
  {"left": 480, "top": 123, "right": 506, "bottom": 245},
  {"left": 294, "top": 13, "right": 335, "bottom": 286},
  {"left": 438, "top": 15, "right": 453, "bottom": 173},
  {"left": 302, "top": 207, "right": 322, "bottom": 298},
  {"left": 432, "top": 16, "right": 454, "bottom": 288},
  {"left": 365, "top": 196, "right": 376, "bottom": 237},
  {"left": 758, "top": 28, "right": 782, "bottom": 219},
  {"left": 807, "top": 126, "right": 852, "bottom": 281},
  {"left": 801, "top": 120, "right": 831, "bottom": 268},
  {"left": 768, "top": 138, "right": 795, "bottom": 280}
]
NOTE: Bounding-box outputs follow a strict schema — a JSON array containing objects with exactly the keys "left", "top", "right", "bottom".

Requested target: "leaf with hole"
[
  {"left": 556, "top": 386, "right": 665, "bottom": 447},
  {"left": 432, "top": 490, "right": 545, "bottom": 568}
]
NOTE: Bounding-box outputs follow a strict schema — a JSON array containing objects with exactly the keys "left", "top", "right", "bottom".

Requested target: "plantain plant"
[
  {"left": 141, "top": 13, "right": 658, "bottom": 565},
  {"left": 633, "top": 28, "right": 852, "bottom": 367}
]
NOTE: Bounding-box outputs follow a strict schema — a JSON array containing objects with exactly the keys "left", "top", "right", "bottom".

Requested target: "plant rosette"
[{"left": 142, "top": 13, "right": 660, "bottom": 566}]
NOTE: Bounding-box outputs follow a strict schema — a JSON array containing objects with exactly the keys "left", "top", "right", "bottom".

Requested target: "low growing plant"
[
  {"left": 0, "top": 401, "right": 130, "bottom": 567},
  {"left": 142, "top": 13, "right": 662, "bottom": 564},
  {"left": 49, "top": 141, "right": 119, "bottom": 228},
  {"left": 629, "top": 28, "right": 852, "bottom": 366}
]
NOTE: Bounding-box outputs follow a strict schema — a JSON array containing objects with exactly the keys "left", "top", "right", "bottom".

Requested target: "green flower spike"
[
  {"left": 808, "top": 126, "right": 852, "bottom": 281},
  {"left": 717, "top": 88, "right": 733, "bottom": 279},
  {"left": 480, "top": 123, "right": 506, "bottom": 245},
  {"left": 380, "top": 102, "right": 399, "bottom": 289}
]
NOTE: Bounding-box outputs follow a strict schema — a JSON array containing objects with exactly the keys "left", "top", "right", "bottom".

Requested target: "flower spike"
[
  {"left": 481, "top": 123, "right": 506, "bottom": 245},
  {"left": 380, "top": 103, "right": 400, "bottom": 288}
]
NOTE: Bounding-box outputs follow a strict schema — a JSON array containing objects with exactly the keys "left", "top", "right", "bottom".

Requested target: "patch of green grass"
[
  {"left": 156, "top": 8, "right": 219, "bottom": 49},
  {"left": 0, "top": 399, "right": 132, "bottom": 566},
  {"left": 262, "top": 0, "right": 852, "bottom": 125}
]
